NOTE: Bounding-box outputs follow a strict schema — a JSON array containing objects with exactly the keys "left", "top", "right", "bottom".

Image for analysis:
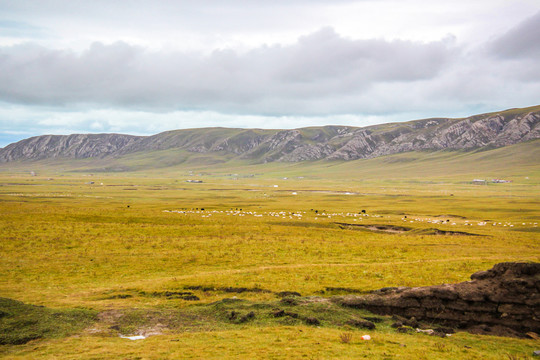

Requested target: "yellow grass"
[{"left": 0, "top": 163, "right": 539, "bottom": 358}]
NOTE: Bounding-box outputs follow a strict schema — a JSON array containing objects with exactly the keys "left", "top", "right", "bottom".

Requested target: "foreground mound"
[{"left": 336, "top": 262, "right": 540, "bottom": 337}]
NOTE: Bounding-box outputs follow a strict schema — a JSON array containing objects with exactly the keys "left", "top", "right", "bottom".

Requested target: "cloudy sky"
[{"left": 1, "top": 0, "right": 539, "bottom": 147}]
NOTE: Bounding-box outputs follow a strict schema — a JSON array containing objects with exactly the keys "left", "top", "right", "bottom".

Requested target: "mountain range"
[{"left": 1, "top": 105, "right": 539, "bottom": 165}]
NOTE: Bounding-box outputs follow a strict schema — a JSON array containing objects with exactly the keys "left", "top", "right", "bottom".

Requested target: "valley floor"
[{"left": 0, "top": 165, "right": 538, "bottom": 359}]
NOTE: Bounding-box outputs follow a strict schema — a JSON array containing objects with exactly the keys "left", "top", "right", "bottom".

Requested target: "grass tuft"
[{"left": 339, "top": 332, "right": 353, "bottom": 343}]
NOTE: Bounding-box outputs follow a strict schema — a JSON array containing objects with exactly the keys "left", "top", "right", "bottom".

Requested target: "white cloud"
[
  {"left": 0, "top": 30, "right": 459, "bottom": 115},
  {"left": 0, "top": 1, "right": 539, "bottom": 146}
]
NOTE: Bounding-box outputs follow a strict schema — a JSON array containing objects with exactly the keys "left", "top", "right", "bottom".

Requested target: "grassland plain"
[{"left": 0, "top": 146, "right": 539, "bottom": 359}]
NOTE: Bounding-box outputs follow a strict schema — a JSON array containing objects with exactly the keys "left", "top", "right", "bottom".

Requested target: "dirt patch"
[
  {"left": 414, "top": 228, "right": 481, "bottom": 236},
  {"left": 276, "top": 291, "right": 302, "bottom": 298},
  {"left": 93, "top": 308, "right": 214, "bottom": 337},
  {"left": 434, "top": 214, "right": 468, "bottom": 219},
  {"left": 272, "top": 221, "right": 337, "bottom": 230},
  {"left": 336, "top": 223, "right": 411, "bottom": 234},
  {"left": 335, "top": 262, "right": 540, "bottom": 338},
  {"left": 335, "top": 222, "right": 479, "bottom": 236},
  {"left": 101, "top": 293, "right": 133, "bottom": 300},
  {"left": 97, "top": 309, "right": 125, "bottom": 324},
  {"left": 184, "top": 285, "right": 272, "bottom": 294}
]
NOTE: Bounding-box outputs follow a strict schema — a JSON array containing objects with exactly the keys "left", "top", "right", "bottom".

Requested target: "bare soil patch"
[
  {"left": 335, "top": 222, "right": 479, "bottom": 236},
  {"left": 336, "top": 222, "right": 411, "bottom": 233}
]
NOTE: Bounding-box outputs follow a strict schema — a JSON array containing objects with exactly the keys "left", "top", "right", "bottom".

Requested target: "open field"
[{"left": 1, "top": 145, "right": 539, "bottom": 359}]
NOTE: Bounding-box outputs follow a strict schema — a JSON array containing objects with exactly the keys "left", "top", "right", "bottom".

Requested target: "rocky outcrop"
[
  {"left": 279, "top": 144, "right": 335, "bottom": 161},
  {"left": 328, "top": 111, "right": 540, "bottom": 160},
  {"left": 0, "top": 133, "right": 139, "bottom": 162},
  {"left": 335, "top": 262, "right": 540, "bottom": 337},
  {"left": 1, "top": 106, "right": 539, "bottom": 163}
]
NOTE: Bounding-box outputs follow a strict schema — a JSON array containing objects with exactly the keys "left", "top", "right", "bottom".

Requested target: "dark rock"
[
  {"left": 374, "top": 287, "right": 400, "bottom": 294},
  {"left": 387, "top": 297, "right": 421, "bottom": 308},
  {"left": 304, "top": 317, "right": 320, "bottom": 326},
  {"left": 431, "top": 287, "right": 458, "bottom": 300},
  {"left": 471, "top": 270, "right": 491, "bottom": 281},
  {"left": 525, "top": 294, "right": 540, "bottom": 307},
  {"left": 455, "top": 288, "right": 486, "bottom": 302},
  {"left": 435, "top": 326, "right": 455, "bottom": 334},
  {"left": 446, "top": 299, "right": 496, "bottom": 312},
  {"left": 391, "top": 314, "right": 418, "bottom": 327},
  {"left": 363, "top": 316, "right": 384, "bottom": 323},
  {"left": 404, "top": 317, "right": 419, "bottom": 328},
  {"left": 336, "top": 262, "right": 540, "bottom": 337},
  {"left": 392, "top": 315, "right": 407, "bottom": 322},
  {"left": 238, "top": 311, "right": 255, "bottom": 323},
  {"left": 498, "top": 303, "right": 532, "bottom": 315},
  {"left": 420, "top": 297, "right": 444, "bottom": 310},
  {"left": 396, "top": 326, "right": 414, "bottom": 333},
  {"left": 346, "top": 318, "right": 376, "bottom": 329},
  {"left": 228, "top": 311, "right": 238, "bottom": 320},
  {"left": 284, "top": 311, "right": 298, "bottom": 319},
  {"left": 277, "top": 291, "right": 301, "bottom": 298},
  {"left": 281, "top": 297, "right": 299, "bottom": 305},
  {"left": 402, "top": 308, "right": 425, "bottom": 319}
]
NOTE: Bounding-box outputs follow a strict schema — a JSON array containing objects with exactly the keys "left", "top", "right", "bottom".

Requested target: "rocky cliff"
[{"left": 1, "top": 106, "right": 539, "bottom": 163}]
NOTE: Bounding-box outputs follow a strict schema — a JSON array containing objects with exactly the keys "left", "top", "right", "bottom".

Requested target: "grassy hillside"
[
  {"left": 2, "top": 104, "right": 539, "bottom": 167},
  {"left": 2, "top": 139, "right": 539, "bottom": 182}
]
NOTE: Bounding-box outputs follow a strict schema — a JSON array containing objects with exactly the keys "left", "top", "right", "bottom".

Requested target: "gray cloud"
[
  {"left": 0, "top": 28, "right": 457, "bottom": 115},
  {"left": 488, "top": 11, "right": 540, "bottom": 59},
  {"left": 1, "top": 1, "right": 540, "bottom": 146}
]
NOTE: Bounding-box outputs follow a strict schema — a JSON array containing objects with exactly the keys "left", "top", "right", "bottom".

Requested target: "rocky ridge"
[
  {"left": 0, "top": 133, "right": 139, "bottom": 162},
  {"left": 1, "top": 106, "right": 539, "bottom": 163}
]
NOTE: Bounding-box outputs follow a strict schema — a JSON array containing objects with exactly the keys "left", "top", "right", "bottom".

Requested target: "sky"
[{"left": 1, "top": 0, "right": 540, "bottom": 147}]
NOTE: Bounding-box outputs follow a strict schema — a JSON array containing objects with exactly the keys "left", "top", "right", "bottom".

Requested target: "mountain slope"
[
  {"left": 0, "top": 133, "right": 139, "bottom": 162},
  {"left": 1, "top": 105, "right": 539, "bottom": 164}
]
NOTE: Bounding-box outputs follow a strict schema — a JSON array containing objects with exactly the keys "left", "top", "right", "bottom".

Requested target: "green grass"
[
  {"left": 0, "top": 298, "right": 96, "bottom": 345},
  {"left": 0, "top": 144, "right": 539, "bottom": 358},
  {"left": 1, "top": 297, "right": 538, "bottom": 359}
]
